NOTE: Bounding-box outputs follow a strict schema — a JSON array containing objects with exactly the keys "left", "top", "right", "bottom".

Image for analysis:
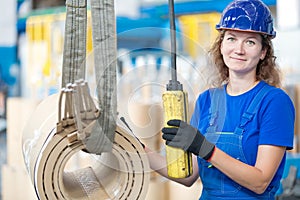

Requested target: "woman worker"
[{"left": 145, "top": 0, "right": 295, "bottom": 199}]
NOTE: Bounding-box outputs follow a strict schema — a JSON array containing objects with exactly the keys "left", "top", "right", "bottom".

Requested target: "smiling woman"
[
  {"left": 220, "top": 30, "right": 267, "bottom": 95},
  {"left": 144, "top": 0, "right": 295, "bottom": 199}
]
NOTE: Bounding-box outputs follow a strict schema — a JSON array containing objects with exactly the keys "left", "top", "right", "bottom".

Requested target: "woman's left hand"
[{"left": 162, "top": 119, "right": 215, "bottom": 160}]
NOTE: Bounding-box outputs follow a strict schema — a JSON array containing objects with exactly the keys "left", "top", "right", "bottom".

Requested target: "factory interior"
[{"left": 1, "top": 0, "right": 300, "bottom": 199}]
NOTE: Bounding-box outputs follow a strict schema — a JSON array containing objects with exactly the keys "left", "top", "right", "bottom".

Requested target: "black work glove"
[{"left": 162, "top": 119, "right": 215, "bottom": 160}]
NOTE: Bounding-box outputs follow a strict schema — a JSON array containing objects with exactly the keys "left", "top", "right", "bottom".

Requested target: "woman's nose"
[{"left": 234, "top": 41, "right": 245, "bottom": 55}]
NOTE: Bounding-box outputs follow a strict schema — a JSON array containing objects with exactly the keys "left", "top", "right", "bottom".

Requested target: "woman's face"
[{"left": 220, "top": 30, "right": 267, "bottom": 77}]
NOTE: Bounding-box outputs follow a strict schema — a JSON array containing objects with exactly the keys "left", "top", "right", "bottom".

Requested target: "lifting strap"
[
  {"left": 62, "top": 0, "right": 87, "bottom": 87},
  {"left": 61, "top": 0, "right": 117, "bottom": 153},
  {"left": 86, "top": 0, "right": 117, "bottom": 153}
]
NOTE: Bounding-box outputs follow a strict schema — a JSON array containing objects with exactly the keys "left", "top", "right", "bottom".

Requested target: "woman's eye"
[
  {"left": 227, "top": 37, "right": 235, "bottom": 42},
  {"left": 246, "top": 40, "right": 255, "bottom": 45}
]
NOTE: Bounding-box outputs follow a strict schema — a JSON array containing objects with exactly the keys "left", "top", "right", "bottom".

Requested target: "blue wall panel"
[{"left": 0, "top": 46, "right": 19, "bottom": 96}]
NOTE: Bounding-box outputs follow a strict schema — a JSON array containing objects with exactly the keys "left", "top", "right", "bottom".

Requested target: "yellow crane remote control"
[{"left": 162, "top": 0, "right": 193, "bottom": 178}]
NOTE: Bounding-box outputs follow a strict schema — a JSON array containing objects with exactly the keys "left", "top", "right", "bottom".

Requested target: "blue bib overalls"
[{"left": 198, "top": 85, "right": 278, "bottom": 200}]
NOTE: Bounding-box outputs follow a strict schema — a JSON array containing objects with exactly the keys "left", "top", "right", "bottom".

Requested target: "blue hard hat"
[{"left": 216, "top": 0, "right": 276, "bottom": 38}]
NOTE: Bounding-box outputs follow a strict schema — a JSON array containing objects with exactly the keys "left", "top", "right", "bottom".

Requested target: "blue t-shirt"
[{"left": 190, "top": 81, "right": 295, "bottom": 190}]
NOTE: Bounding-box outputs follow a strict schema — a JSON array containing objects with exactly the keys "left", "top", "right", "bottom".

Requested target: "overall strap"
[
  {"left": 239, "top": 84, "right": 273, "bottom": 128},
  {"left": 206, "top": 87, "right": 226, "bottom": 133}
]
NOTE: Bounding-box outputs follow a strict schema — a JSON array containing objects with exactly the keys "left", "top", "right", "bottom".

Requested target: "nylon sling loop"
[
  {"left": 84, "top": 0, "right": 117, "bottom": 154},
  {"left": 61, "top": 0, "right": 117, "bottom": 153},
  {"left": 62, "top": 0, "right": 87, "bottom": 88}
]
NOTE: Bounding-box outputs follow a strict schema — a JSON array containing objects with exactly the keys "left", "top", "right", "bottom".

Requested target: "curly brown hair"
[{"left": 208, "top": 30, "right": 282, "bottom": 88}]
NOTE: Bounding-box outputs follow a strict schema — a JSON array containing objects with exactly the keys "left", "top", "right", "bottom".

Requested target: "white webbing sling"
[
  {"left": 61, "top": 0, "right": 87, "bottom": 88},
  {"left": 61, "top": 0, "right": 116, "bottom": 153},
  {"left": 84, "top": 0, "right": 117, "bottom": 154}
]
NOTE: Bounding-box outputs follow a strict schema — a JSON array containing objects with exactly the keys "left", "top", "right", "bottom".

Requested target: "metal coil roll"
[{"left": 22, "top": 93, "right": 150, "bottom": 200}]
